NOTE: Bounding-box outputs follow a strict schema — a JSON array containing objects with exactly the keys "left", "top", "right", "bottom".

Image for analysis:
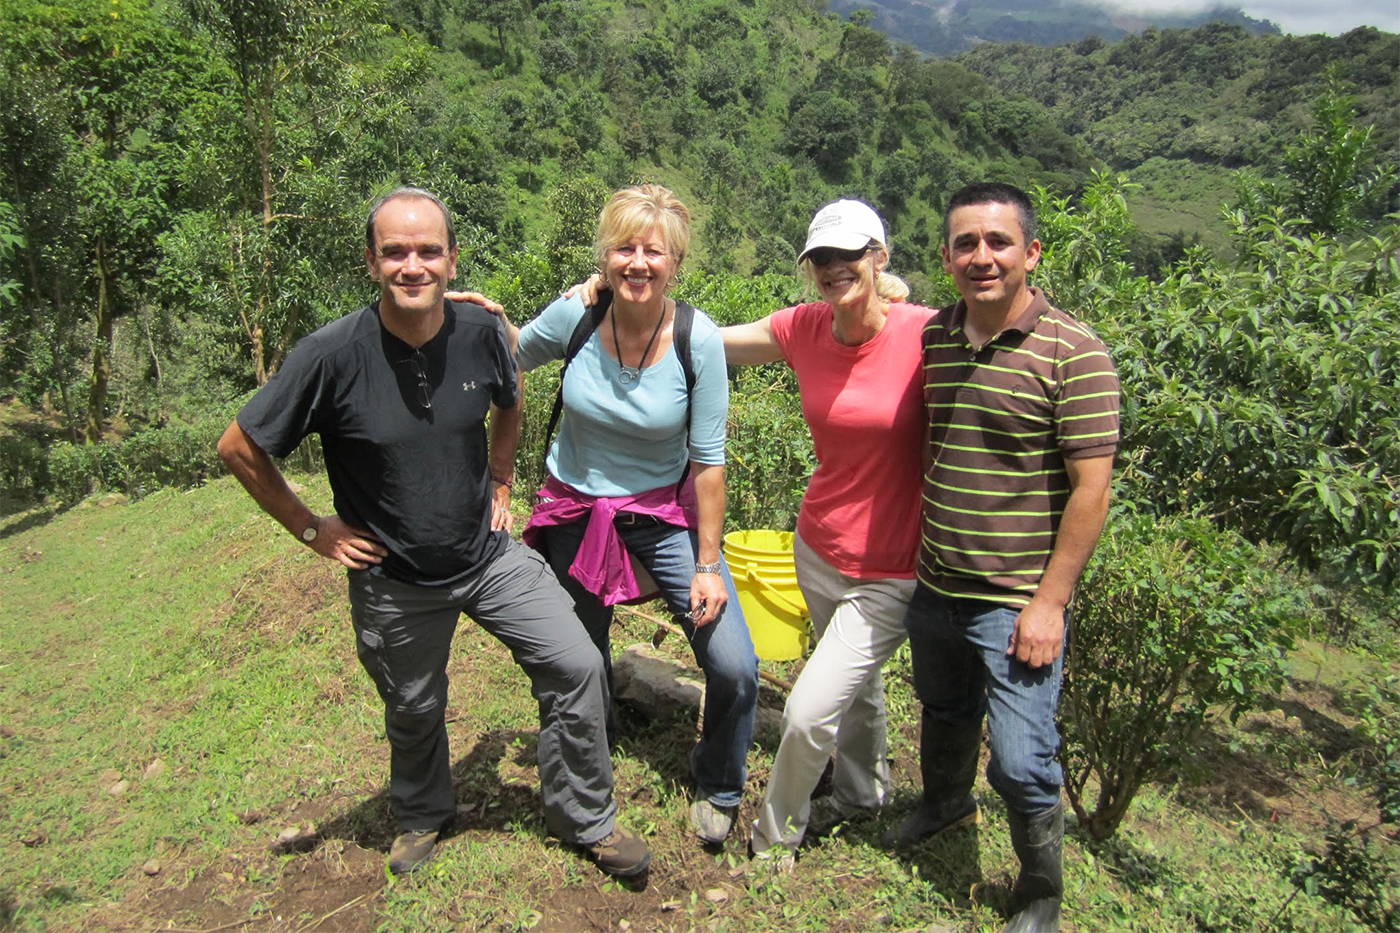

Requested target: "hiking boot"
[
  {"left": 807, "top": 795, "right": 878, "bottom": 837},
  {"left": 881, "top": 794, "right": 981, "bottom": 849},
  {"left": 689, "top": 799, "right": 737, "bottom": 844},
  {"left": 585, "top": 825, "right": 652, "bottom": 877},
  {"left": 1001, "top": 802, "right": 1064, "bottom": 932},
  {"left": 883, "top": 713, "right": 983, "bottom": 849},
  {"left": 387, "top": 829, "right": 438, "bottom": 875}
]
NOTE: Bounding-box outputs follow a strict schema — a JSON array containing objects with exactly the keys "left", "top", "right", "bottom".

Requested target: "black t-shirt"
[{"left": 238, "top": 300, "right": 520, "bottom": 585}]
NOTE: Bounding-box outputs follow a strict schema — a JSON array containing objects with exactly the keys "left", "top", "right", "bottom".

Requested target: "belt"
[{"left": 613, "top": 511, "right": 663, "bottom": 526}]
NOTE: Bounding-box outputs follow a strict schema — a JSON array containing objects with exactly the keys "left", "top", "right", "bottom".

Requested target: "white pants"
[{"left": 750, "top": 533, "right": 915, "bottom": 854}]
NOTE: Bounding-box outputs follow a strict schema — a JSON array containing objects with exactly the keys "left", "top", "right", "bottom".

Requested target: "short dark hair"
[
  {"left": 366, "top": 187, "right": 457, "bottom": 253},
  {"left": 942, "top": 182, "right": 1037, "bottom": 245}
]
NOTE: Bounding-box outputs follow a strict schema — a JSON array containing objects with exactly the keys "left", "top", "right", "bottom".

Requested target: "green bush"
[
  {"left": 0, "top": 431, "right": 49, "bottom": 510},
  {"left": 44, "top": 405, "right": 240, "bottom": 504},
  {"left": 725, "top": 366, "right": 814, "bottom": 532},
  {"left": 1060, "top": 510, "right": 1300, "bottom": 840},
  {"left": 45, "top": 440, "right": 100, "bottom": 504}
]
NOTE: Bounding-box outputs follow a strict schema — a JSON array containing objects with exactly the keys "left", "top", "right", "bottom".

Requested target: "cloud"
[{"left": 1082, "top": 0, "right": 1399, "bottom": 35}]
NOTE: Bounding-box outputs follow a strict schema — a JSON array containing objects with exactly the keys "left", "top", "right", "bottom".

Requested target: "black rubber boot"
[
  {"left": 882, "top": 714, "right": 982, "bottom": 849},
  {"left": 1001, "top": 802, "right": 1064, "bottom": 933}
]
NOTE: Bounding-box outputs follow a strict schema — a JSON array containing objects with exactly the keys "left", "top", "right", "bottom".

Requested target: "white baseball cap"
[{"left": 798, "top": 199, "right": 887, "bottom": 262}]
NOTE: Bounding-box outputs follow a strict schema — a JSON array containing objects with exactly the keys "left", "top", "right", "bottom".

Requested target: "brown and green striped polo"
[{"left": 919, "top": 288, "right": 1120, "bottom": 608}]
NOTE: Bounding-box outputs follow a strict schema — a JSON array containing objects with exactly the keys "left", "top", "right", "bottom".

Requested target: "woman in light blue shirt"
[{"left": 492, "top": 185, "right": 758, "bottom": 847}]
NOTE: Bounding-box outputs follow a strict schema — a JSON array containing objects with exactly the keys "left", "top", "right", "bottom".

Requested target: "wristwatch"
[
  {"left": 300, "top": 519, "right": 319, "bottom": 544},
  {"left": 695, "top": 561, "right": 722, "bottom": 575}
]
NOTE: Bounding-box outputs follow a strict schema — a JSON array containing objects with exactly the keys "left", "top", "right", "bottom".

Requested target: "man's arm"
[
  {"left": 216, "top": 420, "right": 386, "bottom": 569},
  {"left": 486, "top": 374, "right": 524, "bottom": 532},
  {"left": 1006, "top": 453, "right": 1113, "bottom": 668}
]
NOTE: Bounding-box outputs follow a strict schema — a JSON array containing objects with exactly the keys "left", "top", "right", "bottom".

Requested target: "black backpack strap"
[
  {"left": 672, "top": 299, "right": 697, "bottom": 430},
  {"left": 672, "top": 299, "right": 697, "bottom": 495},
  {"left": 542, "top": 294, "right": 610, "bottom": 479}
]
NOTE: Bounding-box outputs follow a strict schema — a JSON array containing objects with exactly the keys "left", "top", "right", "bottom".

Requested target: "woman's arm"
[
  {"left": 569, "top": 275, "right": 785, "bottom": 368},
  {"left": 720, "top": 317, "right": 783, "bottom": 366},
  {"left": 689, "top": 461, "right": 729, "bottom": 627}
]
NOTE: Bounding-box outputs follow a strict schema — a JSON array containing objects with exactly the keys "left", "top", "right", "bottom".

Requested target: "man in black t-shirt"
[{"left": 217, "top": 187, "right": 650, "bottom": 878}]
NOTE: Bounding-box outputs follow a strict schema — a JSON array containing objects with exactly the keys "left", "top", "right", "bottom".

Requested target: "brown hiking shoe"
[
  {"left": 585, "top": 825, "right": 651, "bottom": 877},
  {"left": 387, "top": 829, "right": 438, "bottom": 875}
]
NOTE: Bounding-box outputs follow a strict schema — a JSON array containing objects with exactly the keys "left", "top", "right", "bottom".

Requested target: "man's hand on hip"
[
  {"left": 311, "top": 515, "right": 387, "bottom": 570},
  {"left": 490, "top": 481, "right": 513, "bottom": 533},
  {"left": 1006, "top": 594, "right": 1065, "bottom": 669}
]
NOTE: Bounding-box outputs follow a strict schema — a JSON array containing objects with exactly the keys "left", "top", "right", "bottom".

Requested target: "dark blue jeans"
[
  {"left": 902, "top": 584, "right": 1065, "bottom": 814},
  {"left": 537, "top": 518, "right": 759, "bottom": 809}
]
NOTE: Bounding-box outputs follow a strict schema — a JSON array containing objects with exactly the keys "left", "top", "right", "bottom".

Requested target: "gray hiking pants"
[{"left": 347, "top": 537, "right": 616, "bottom": 844}]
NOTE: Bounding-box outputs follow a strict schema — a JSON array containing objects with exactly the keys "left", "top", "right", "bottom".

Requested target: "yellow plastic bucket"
[{"left": 723, "top": 530, "right": 810, "bottom": 661}]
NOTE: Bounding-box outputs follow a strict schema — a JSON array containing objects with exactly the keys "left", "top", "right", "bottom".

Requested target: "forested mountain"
[
  {"left": 0, "top": 0, "right": 1395, "bottom": 450},
  {"left": 955, "top": 24, "right": 1400, "bottom": 245},
  {"left": 829, "top": 0, "right": 1280, "bottom": 57}
]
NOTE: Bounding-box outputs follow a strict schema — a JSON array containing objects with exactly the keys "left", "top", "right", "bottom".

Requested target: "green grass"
[{"left": 1, "top": 477, "right": 1395, "bottom": 931}]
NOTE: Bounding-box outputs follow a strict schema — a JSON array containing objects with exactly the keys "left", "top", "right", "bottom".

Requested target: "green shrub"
[
  {"left": 46, "top": 441, "right": 100, "bottom": 504},
  {"left": 1291, "top": 820, "right": 1400, "bottom": 932},
  {"left": 0, "top": 431, "right": 49, "bottom": 510},
  {"left": 1060, "top": 510, "right": 1300, "bottom": 840},
  {"left": 43, "top": 405, "right": 240, "bottom": 504},
  {"left": 515, "top": 360, "right": 563, "bottom": 498},
  {"left": 725, "top": 366, "right": 814, "bottom": 532}
]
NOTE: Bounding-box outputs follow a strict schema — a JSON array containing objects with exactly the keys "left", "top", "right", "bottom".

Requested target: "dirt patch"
[
  {"left": 1173, "top": 676, "right": 1379, "bottom": 830},
  {"left": 93, "top": 838, "right": 386, "bottom": 933}
]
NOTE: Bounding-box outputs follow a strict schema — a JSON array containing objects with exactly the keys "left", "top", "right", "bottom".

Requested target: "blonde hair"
[
  {"left": 799, "top": 243, "right": 910, "bottom": 302},
  {"left": 594, "top": 184, "right": 692, "bottom": 282}
]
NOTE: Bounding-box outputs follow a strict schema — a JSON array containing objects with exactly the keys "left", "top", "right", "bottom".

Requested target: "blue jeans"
[
  {"left": 901, "top": 584, "right": 1064, "bottom": 814},
  {"left": 537, "top": 517, "right": 759, "bottom": 809}
]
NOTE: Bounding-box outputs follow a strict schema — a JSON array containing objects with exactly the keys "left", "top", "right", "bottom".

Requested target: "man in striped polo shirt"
[{"left": 889, "top": 183, "right": 1119, "bottom": 933}]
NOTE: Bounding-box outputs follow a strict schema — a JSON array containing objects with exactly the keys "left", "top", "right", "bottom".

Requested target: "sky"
[{"left": 1096, "top": 0, "right": 1400, "bottom": 34}]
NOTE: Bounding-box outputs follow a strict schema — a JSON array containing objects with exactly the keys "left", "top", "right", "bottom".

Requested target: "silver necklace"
[{"left": 612, "top": 305, "right": 666, "bottom": 384}]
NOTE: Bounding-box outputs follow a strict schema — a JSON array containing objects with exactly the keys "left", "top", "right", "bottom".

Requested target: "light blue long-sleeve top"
[{"left": 517, "top": 294, "right": 729, "bottom": 497}]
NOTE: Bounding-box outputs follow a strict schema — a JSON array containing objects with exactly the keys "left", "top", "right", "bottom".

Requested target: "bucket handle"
[{"left": 742, "top": 567, "right": 809, "bottom": 619}]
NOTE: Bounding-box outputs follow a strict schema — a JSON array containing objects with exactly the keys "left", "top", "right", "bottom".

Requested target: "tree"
[
  {"left": 784, "top": 91, "right": 862, "bottom": 176},
  {"left": 541, "top": 174, "right": 611, "bottom": 292},
  {"left": 463, "top": 0, "right": 530, "bottom": 61},
  {"left": 840, "top": 20, "right": 889, "bottom": 69},
  {"left": 0, "top": 0, "right": 201, "bottom": 440},
  {"left": 173, "top": 0, "right": 431, "bottom": 385},
  {"left": 1061, "top": 512, "right": 1295, "bottom": 840},
  {"left": 1280, "top": 78, "right": 1398, "bottom": 235}
]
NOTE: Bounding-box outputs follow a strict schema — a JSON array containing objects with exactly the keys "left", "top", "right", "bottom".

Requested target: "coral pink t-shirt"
[{"left": 769, "top": 301, "right": 935, "bottom": 579}]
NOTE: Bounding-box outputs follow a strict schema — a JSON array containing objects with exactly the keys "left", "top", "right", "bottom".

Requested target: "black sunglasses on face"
[{"left": 806, "top": 245, "right": 874, "bottom": 266}]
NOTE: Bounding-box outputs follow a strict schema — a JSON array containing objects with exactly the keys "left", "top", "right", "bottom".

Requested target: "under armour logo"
[{"left": 463, "top": 381, "right": 477, "bottom": 391}]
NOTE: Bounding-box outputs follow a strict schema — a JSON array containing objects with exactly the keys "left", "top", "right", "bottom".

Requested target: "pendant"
[{"left": 618, "top": 367, "right": 638, "bottom": 384}]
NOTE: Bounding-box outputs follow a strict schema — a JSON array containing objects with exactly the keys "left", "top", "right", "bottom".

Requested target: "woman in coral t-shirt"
[{"left": 724, "top": 199, "right": 935, "bottom": 866}]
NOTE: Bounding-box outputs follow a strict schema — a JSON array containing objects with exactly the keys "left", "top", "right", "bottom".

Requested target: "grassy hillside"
[{"left": 1, "top": 481, "right": 1394, "bottom": 931}]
